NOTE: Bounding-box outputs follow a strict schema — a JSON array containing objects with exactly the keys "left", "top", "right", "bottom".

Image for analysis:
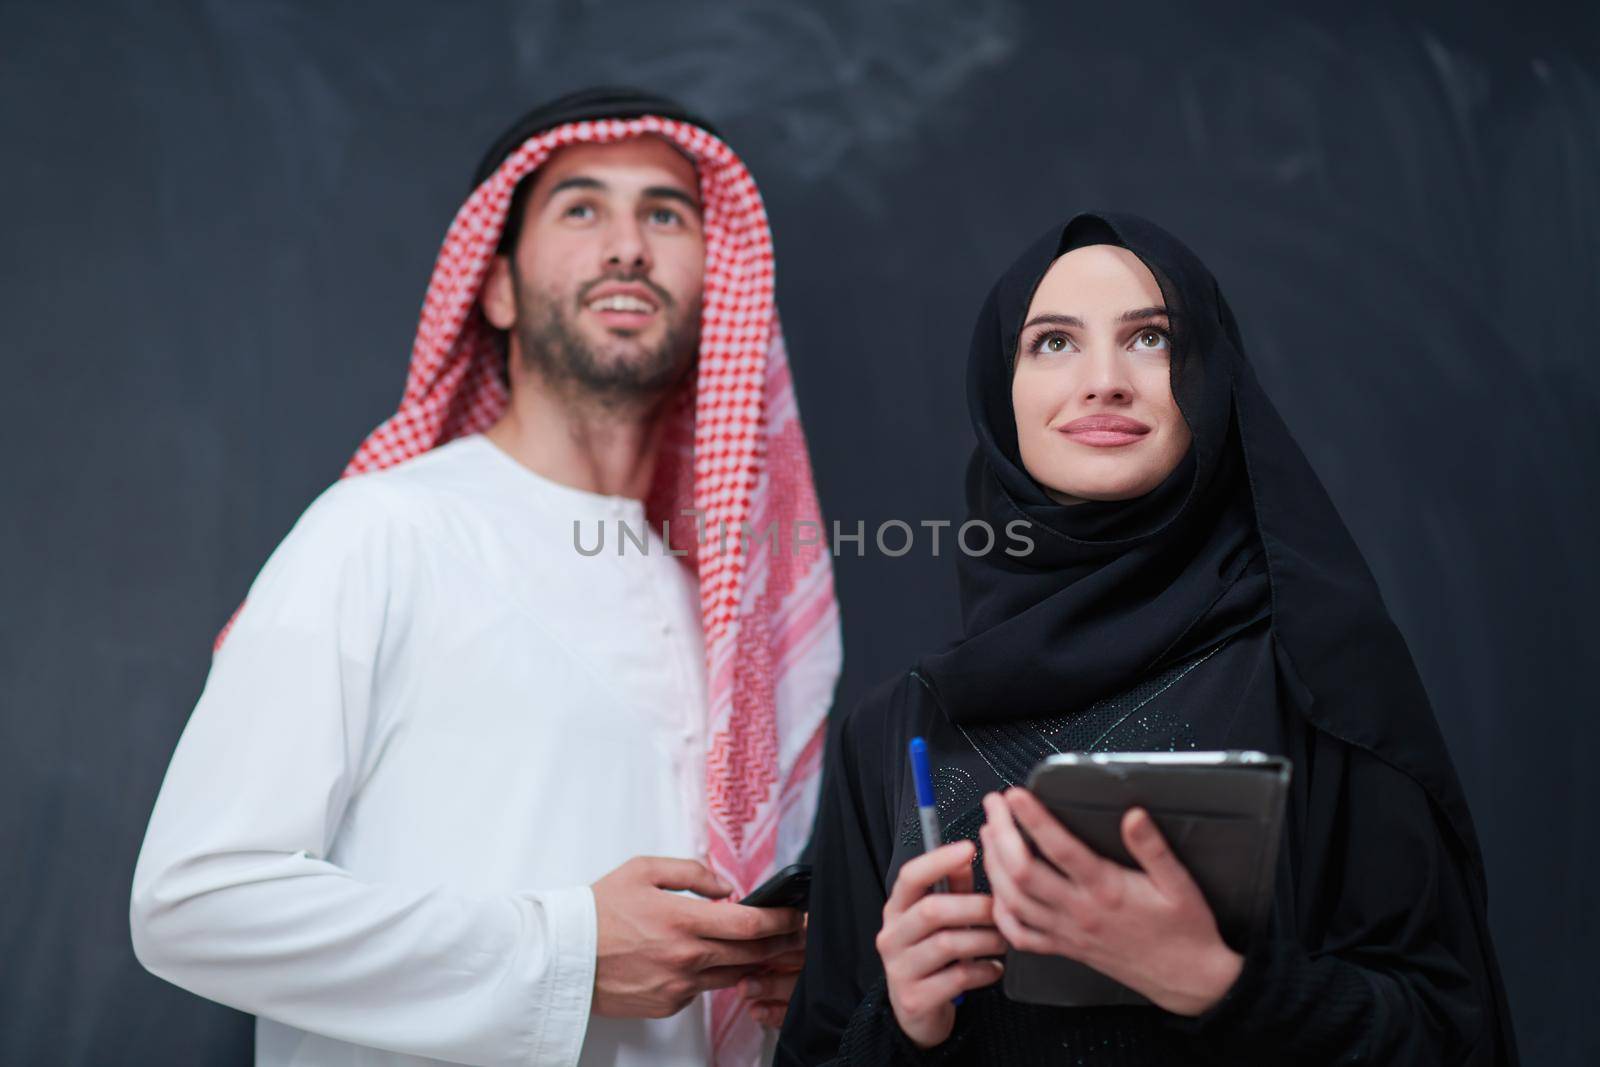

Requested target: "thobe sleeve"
[
  {"left": 129, "top": 480, "right": 597, "bottom": 1067},
  {"left": 1164, "top": 732, "right": 1506, "bottom": 1065}
]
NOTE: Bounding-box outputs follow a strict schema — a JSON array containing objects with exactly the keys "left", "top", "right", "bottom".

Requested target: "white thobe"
[{"left": 131, "top": 434, "right": 713, "bottom": 1066}]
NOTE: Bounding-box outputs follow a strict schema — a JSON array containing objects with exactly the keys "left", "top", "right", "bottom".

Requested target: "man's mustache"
[{"left": 575, "top": 272, "right": 674, "bottom": 309}]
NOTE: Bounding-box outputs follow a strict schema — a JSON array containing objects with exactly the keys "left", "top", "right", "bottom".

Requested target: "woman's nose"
[{"left": 1080, "top": 347, "right": 1134, "bottom": 403}]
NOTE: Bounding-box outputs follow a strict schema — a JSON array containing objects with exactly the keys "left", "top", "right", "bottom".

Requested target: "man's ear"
[{"left": 481, "top": 254, "right": 517, "bottom": 331}]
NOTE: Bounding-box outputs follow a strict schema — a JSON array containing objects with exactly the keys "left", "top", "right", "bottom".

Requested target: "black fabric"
[
  {"left": 922, "top": 215, "right": 1266, "bottom": 725},
  {"left": 922, "top": 212, "right": 1492, "bottom": 888},
  {"left": 779, "top": 626, "right": 1507, "bottom": 1064},
  {"left": 778, "top": 213, "right": 1517, "bottom": 1064},
  {"left": 469, "top": 85, "right": 718, "bottom": 188}
]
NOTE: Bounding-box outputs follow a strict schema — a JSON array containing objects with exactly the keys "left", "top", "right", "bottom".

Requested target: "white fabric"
[{"left": 132, "top": 434, "right": 715, "bottom": 1066}]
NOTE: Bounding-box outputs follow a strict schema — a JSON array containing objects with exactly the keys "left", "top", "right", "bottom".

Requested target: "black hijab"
[
  {"left": 777, "top": 212, "right": 1515, "bottom": 1065},
  {"left": 918, "top": 210, "right": 1488, "bottom": 884}
]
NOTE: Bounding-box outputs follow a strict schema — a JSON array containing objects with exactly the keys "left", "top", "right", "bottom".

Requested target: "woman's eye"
[
  {"left": 1039, "top": 334, "right": 1070, "bottom": 354},
  {"left": 1133, "top": 329, "right": 1170, "bottom": 351}
]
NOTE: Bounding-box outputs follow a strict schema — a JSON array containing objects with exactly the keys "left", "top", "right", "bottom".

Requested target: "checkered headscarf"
[{"left": 219, "top": 113, "right": 841, "bottom": 1064}]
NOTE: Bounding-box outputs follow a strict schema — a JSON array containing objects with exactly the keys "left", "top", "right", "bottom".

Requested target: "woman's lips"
[{"left": 1057, "top": 415, "right": 1151, "bottom": 448}]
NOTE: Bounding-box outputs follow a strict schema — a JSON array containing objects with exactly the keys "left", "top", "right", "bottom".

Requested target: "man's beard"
[{"left": 513, "top": 283, "right": 697, "bottom": 407}]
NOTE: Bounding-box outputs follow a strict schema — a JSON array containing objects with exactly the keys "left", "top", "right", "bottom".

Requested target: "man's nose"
[{"left": 601, "top": 215, "right": 651, "bottom": 274}]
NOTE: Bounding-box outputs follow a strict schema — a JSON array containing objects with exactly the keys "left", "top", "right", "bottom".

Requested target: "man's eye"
[
  {"left": 648, "top": 207, "right": 683, "bottom": 226},
  {"left": 563, "top": 203, "right": 595, "bottom": 220}
]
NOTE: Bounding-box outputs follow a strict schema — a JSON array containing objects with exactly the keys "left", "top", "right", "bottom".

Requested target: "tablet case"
[{"left": 1002, "top": 751, "right": 1290, "bottom": 1007}]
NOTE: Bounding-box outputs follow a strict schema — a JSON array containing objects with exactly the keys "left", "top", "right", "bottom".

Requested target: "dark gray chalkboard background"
[{"left": 3, "top": 2, "right": 1595, "bottom": 1062}]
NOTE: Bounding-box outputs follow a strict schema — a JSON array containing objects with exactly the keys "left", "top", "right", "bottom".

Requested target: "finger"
[
  {"left": 755, "top": 949, "right": 807, "bottom": 973},
  {"left": 898, "top": 927, "right": 1012, "bottom": 980},
  {"left": 1122, "top": 807, "right": 1198, "bottom": 899},
  {"left": 980, "top": 811, "right": 1072, "bottom": 913},
  {"left": 750, "top": 1001, "right": 787, "bottom": 1029},
  {"left": 887, "top": 840, "right": 977, "bottom": 914},
  {"left": 640, "top": 857, "right": 733, "bottom": 898},
  {"left": 947, "top": 847, "right": 977, "bottom": 895},
  {"left": 700, "top": 928, "right": 808, "bottom": 969},
  {"left": 919, "top": 958, "right": 1006, "bottom": 1004},
  {"left": 886, "top": 892, "right": 996, "bottom": 952},
  {"left": 695, "top": 964, "right": 760, "bottom": 992},
  {"left": 980, "top": 825, "right": 1062, "bottom": 931},
  {"left": 684, "top": 899, "right": 805, "bottom": 940},
  {"left": 739, "top": 969, "right": 800, "bottom": 1002},
  {"left": 1005, "top": 788, "right": 1105, "bottom": 887},
  {"left": 992, "top": 894, "right": 1055, "bottom": 955},
  {"left": 980, "top": 793, "right": 1039, "bottom": 888}
]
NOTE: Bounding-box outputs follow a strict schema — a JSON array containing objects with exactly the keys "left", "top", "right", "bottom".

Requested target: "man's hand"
[
  {"left": 980, "top": 789, "right": 1243, "bottom": 1017},
  {"left": 590, "top": 856, "right": 806, "bottom": 1019},
  {"left": 877, "top": 841, "right": 1008, "bottom": 1049},
  {"left": 735, "top": 941, "right": 806, "bottom": 1029}
]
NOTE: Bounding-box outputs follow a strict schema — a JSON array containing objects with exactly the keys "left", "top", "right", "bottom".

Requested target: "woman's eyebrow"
[
  {"left": 1021, "top": 313, "right": 1084, "bottom": 330},
  {"left": 1118, "top": 306, "right": 1171, "bottom": 323},
  {"left": 1020, "top": 307, "right": 1171, "bottom": 331}
]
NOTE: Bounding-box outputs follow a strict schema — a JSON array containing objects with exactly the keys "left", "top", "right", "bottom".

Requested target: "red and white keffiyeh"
[{"left": 219, "top": 116, "right": 841, "bottom": 1063}]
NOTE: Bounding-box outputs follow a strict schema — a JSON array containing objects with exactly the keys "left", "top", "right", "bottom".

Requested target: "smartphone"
[{"left": 739, "top": 863, "right": 812, "bottom": 909}]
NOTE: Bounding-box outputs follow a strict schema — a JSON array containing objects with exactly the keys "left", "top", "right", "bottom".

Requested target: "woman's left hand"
[{"left": 980, "top": 788, "right": 1243, "bottom": 1017}]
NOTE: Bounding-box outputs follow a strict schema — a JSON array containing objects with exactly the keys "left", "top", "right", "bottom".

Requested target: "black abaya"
[{"left": 776, "top": 212, "right": 1515, "bottom": 1065}]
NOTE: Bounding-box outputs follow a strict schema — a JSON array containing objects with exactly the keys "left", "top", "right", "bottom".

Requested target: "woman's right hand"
[{"left": 876, "top": 840, "right": 1008, "bottom": 1049}]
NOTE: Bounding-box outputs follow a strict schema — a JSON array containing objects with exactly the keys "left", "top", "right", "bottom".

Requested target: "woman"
[{"left": 773, "top": 213, "right": 1516, "bottom": 1064}]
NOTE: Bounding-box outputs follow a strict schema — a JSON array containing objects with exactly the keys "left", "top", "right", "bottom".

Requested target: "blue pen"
[
  {"left": 909, "top": 737, "right": 963, "bottom": 1005},
  {"left": 908, "top": 737, "right": 949, "bottom": 893}
]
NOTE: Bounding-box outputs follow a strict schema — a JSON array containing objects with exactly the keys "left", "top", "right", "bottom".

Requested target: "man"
[{"left": 130, "top": 88, "right": 842, "bottom": 1067}]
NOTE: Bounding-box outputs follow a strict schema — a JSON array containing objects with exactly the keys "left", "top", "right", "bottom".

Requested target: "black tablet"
[{"left": 1003, "top": 751, "right": 1291, "bottom": 1007}]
